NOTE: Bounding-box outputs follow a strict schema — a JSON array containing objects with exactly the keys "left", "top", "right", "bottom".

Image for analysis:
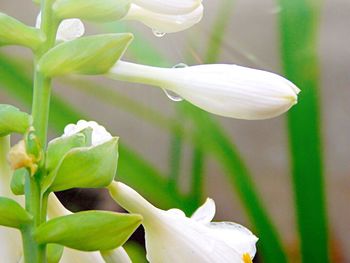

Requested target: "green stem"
[
  {"left": 188, "top": 146, "right": 204, "bottom": 211},
  {"left": 22, "top": 0, "right": 58, "bottom": 262}
]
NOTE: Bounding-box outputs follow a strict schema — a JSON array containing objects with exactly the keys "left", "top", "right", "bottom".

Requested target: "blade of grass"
[
  {"left": 277, "top": 1, "right": 329, "bottom": 262},
  {"left": 0, "top": 52, "right": 185, "bottom": 209},
  {"left": 204, "top": 0, "right": 235, "bottom": 64}
]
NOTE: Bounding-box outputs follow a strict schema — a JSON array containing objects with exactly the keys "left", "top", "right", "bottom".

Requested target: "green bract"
[
  {"left": 37, "top": 34, "right": 134, "bottom": 77},
  {"left": 0, "top": 197, "right": 32, "bottom": 229},
  {"left": 46, "top": 128, "right": 92, "bottom": 172},
  {"left": 34, "top": 211, "right": 142, "bottom": 251},
  {"left": 0, "top": 104, "right": 31, "bottom": 136},
  {"left": 53, "top": 0, "right": 131, "bottom": 22},
  {"left": 47, "top": 244, "right": 64, "bottom": 263},
  {"left": 0, "top": 12, "right": 43, "bottom": 50},
  {"left": 44, "top": 137, "right": 119, "bottom": 192}
]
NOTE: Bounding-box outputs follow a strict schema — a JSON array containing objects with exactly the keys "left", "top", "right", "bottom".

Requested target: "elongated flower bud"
[
  {"left": 130, "top": 0, "right": 201, "bottom": 15},
  {"left": 108, "top": 61, "right": 300, "bottom": 120},
  {"left": 123, "top": 4, "right": 203, "bottom": 33}
]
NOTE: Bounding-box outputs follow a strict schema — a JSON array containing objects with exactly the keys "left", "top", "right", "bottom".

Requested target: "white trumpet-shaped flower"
[
  {"left": 108, "top": 181, "right": 258, "bottom": 263},
  {"left": 62, "top": 120, "right": 112, "bottom": 146},
  {"left": 36, "top": 13, "right": 84, "bottom": 41},
  {"left": 130, "top": 0, "right": 202, "bottom": 15},
  {"left": 123, "top": 3, "right": 203, "bottom": 33},
  {"left": 109, "top": 61, "right": 300, "bottom": 120}
]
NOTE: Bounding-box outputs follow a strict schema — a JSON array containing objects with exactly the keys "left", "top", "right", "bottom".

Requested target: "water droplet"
[
  {"left": 163, "top": 89, "right": 183, "bottom": 102},
  {"left": 152, "top": 29, "right": 166, "bottom": 38},
  {"left": 162, "top": 63, "right": 188, "bottom": 102},
  {"left": 172, "top": 63, "right": 188, "bottom": 69}
]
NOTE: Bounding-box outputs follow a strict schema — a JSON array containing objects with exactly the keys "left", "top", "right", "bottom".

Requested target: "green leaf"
[
  {"left": 47, "top": 244, "right": 64, "bottom": 263},
  {"left": 46, "top": 128, "right": 92, "bottom": 172},
  {"left": 35, "top": 211, "right": 142, "bottom": 251},
  {"left": 37, "top": 34, "right": 133, "bottom": 77},
  {"left": 0, "top": 104, "right": 31, "bottom": 136},
  {"left": 0, "top": 12, "right": 42, "bottom": 50},
  {"left": 278, "top": 1, "right": 329, "bottom": 262},
  {"left": 53, "top": 0, "right": 130, "bottom": 22},
  {"left": 47, "top": 138, "right": 119, "bottom": 192},
  {"left": 0, "top": 197, "right": 32, "bottom": 228},
  {"left": 10, "top": 168, "right": 27, "bottom": 195}
]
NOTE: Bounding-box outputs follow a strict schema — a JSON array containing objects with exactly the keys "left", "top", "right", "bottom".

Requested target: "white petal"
[
  {"left": 124, "top": 4, "right": 203, "bottom": 33},
  {"left": 130, "top": 0, "right": 201, "bottom": 15},
  {"left": 101, "top": 247, "right": 132, "bottom": 263},
  {"left": 0, "top": 136, "right": 23, "bottom": 261},
  {"left": 208, "top": 222, "right": 258, "bottom": 258},
  {"left": 0, "top": 228, "right": 22, "bottom": 262},
  {"left": 60, "top": 248, "right": 105, "bottom": 263},
  {"left": 62, "top": 120, "right": 112, "bottom": 146},
  {"left": 47, "top": 193, "right": 71, "bottom": 218},
  {"left": 36, "top": 12, "right": 84, "bottom": 41},
  {"left": 191, "top": 198, "right": 216, "bottom": 223}
]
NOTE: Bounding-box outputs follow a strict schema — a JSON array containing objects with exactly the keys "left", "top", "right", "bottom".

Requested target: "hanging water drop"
[
  {"left": 162, "top": 63, "right": 188, "bottom": 102},
  {"left": 162, "top": 89, "right": 183, "bottom": 102},
  {"left": 173, "top": 63, "right": 188, "bottom": 69},
  {"left": 152, "top": 29, "right": 166, "bottom": 38}
]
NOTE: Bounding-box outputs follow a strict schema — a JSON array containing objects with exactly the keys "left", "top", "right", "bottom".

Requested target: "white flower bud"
[
  {"left": 109, "top": 182, "right": 258, "bottom": 263},
  {"left": 36, "top": 13, "right": 84, "bottom": 41},
  {"left": 62, "top": 120, "right": 112, "bottom": 146},
  {"left": 123, "top": 3, "right": 203, "bottom": 33},
  {"left": 109, "top": 61, "right": 300, "bottom": 120}
]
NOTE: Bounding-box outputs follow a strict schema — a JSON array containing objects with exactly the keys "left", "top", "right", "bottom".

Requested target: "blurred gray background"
[{"left": 0, "top": 0, "right": 349, "bottom": 261}]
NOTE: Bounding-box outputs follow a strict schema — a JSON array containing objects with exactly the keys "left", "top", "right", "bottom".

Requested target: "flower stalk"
[{"left": 21, "top": 0, "right": 59, "bottom": 262}]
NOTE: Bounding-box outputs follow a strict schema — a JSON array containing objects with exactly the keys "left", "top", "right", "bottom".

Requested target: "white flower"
[
  {"left": 0, "top": 136, "right": 23, "bottom": 263},
  {"left": 130, "top": 0, "right": 202, "bottom": 15},
  {"left": 123, "top": 3, "right": 203, "bottom": 33},
  {"left": 62, "top": 120, "right": 112, "bottom": 146},
  {"left": 36, "top": 12, "right": 84, "bottom": 41},
  {"left": 109, "top": 61, "right": 300, "bottom": 120},
  {"left": 108, "top": 181, "right": 258, "bottom": 263}
]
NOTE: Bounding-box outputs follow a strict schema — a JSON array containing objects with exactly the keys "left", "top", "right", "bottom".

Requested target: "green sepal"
[
  {"left": 47, "top": 244, "right": 64, "bottom": 263},
  {"left": 10, "top": 168, "right": 27, "bottom": 195},
  {"left": 0, "top": 104, "right": 31, "bottom": 136},
  {"left": 0, "top": 12, "right": 43, "bottom": 50},
  {"left": 53, "top": 0, "right": 130, "bottom": 22},
  {"left": 38, "top": 34, "right": 133, "bottom": 77},
  {"left": 34, "top": 211, "right": 142, "bottom": 251},
  {"left": 46, "top": 128, "right": 92, "bottom": 173},
  {"left": 46, "top": 137, "right": 119, "bottom": 192},
  {"left": 0, "top": 197, "right": 32, "bottom": 228}
]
